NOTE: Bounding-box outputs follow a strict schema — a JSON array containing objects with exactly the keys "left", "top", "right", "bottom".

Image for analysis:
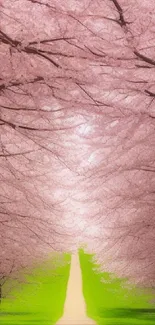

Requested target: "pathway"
[{"left": 56, "top": 251, "right": 96, "bottom": 325}]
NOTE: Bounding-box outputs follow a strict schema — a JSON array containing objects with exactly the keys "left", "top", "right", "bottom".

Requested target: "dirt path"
[{"left": 56, "top": 252, "right": 96, "bottom": 324}]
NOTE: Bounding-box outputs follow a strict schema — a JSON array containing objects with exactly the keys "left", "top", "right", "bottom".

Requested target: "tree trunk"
[{"left": 0, "top": 284, "right": 2, "bottom": 304}]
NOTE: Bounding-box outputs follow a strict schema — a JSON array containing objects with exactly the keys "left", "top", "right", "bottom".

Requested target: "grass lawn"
[
  {"left": 79, "top": 249, "right": 155, "bottom": 325},
  {"left": 0, "top": 252, "right": 71, "bottom": 325},
  {"left": 1, "top": 249, "right": 155, "bottom": 325}
]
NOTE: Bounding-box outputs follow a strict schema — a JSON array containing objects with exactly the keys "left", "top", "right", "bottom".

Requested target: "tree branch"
[
  {"left": 111, "top": 0, "right": 127, "bottom": 27},
  {"left": 134, "top": 50, "right": 155, "bottom": 66}
]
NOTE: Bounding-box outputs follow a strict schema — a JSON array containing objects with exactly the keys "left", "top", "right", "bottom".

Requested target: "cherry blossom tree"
[
  {"left": 0, "top": 0, "right": 155, "bottom": 295},
  {"left": 73, "top": 0, "right": 155, "bottom": 288}
]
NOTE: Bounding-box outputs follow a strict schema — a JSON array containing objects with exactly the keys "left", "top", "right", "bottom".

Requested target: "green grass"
[
  {"left": 79, "top": 248, "right": 155, "bottom": 325},
  {"left": 1, "top": 249, "right": 155, "bottom": 325},
  {"left": 0, "top": 252, "right": 71, "bottom": 325}
]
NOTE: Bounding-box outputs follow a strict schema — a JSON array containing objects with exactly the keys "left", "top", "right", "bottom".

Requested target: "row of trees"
[{"left": 0, "top": 0, "right": 155, "bottom": 297}]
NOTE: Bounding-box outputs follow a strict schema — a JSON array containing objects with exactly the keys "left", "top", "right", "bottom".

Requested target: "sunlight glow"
[{"left": 77, "top": 124, "right": 92, "bottom": 136}]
